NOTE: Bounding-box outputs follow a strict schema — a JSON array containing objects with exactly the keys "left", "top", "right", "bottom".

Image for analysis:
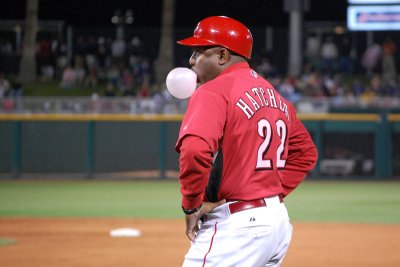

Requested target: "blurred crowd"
[
  {"left": 35, "top": 35, "right": 154, "bottom": 97},
  {"left": 0, "top": 33, "right": 399, "bottom": 107},
  {"left": 253, "top": 34, "right": 399, "bottom": 106}
]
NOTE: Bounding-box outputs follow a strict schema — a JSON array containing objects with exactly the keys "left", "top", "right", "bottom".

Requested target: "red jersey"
[{"left": 176, "top": 62, "right": 317, "bottom": 209}]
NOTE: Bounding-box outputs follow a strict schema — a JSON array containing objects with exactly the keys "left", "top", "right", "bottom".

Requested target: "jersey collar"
[{"left": 219, "top": 62, "right": 250, "bottom": 76}]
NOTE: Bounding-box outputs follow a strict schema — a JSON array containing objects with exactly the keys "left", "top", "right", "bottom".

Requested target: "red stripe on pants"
[{"left": 202, "top": 222, "right": 218, "bottom": 267}]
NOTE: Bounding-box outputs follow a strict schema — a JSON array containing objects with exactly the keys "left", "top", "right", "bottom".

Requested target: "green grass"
[
  {"left": 0, "top": 239, "right": 16, "bottom": 246},
  {"left": 0, "top": 180, "right": 399, "bottom": 223},
  {"left": 0, "top": 180, "right": 182, "bottom": 218},
  {"left": 284, "top": 181, "right": 400, "bottom": 224}
]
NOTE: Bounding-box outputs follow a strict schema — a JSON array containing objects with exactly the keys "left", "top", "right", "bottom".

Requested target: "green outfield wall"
[{"left": 0, "top": 113, "right": 399, "bottom": 179}]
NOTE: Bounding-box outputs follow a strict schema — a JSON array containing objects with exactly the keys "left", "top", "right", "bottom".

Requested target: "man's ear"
[{"left": 218, "top": 48, "right": 230, "bottom": 65}]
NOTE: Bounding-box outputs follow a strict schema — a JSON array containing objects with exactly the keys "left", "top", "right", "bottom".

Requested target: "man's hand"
[{"left": 185, "top": 199, "right": 226, "bottom": 241}]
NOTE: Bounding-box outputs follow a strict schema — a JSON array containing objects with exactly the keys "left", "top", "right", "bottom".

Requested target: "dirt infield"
[{"left": 0, "top": 218, "right": 399, "bottom": 267}]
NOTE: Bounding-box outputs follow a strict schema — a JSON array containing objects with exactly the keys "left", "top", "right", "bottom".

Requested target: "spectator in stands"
[
  {"left": 74, "top": 36, "right": 87, "bottom": 59},
  {"left": 305, "top": 33, "right": 321, "bottom": 69},
  {"left": 382, "top": 77, "right": 400, "bottom": 97},
  {"left": 351, "top": 78, "right": 366, "bottom": 96},
  {"left": 73, "top": 57, "right": 86, "bottom": 87},
  {"left": 129, "top": 55, "right": 142, "bottom": 86},
  {"left": 84, "top": 68, "right": 98, "bottom": 88},
  {"left": 362, "top": 43, "right": 382, "bottom": 76},
  {"left": 361, "top": 87, "right": 377, "bottom": 103},
  {"left": 0, "top": 71, "right": 10, "bottom": 98},
  {"left": 278, "top": 76, "right": 301, "bottom": 103},
  {"left": 369, "top": 74, "right": 384, "bottom": 96},
  {"left": 138, "top": 58, "right": 152, "bottom": 85},
  {"left": 8, "top": 80, "right": 23, "bottom": 98},
  {"left": 256, "top": 56, "right": 274, "bottom": 78},
  {"left": 40, "top": 64, "right": 55, "bottom": 82},
  {"left": 322, "top": 72, "right": 336, "bottom": 96},
  {"left": 302, "top": 69, "right": 324, "bottom": 97},
  {"left": 127, "top": 36, "right": 144, "bottom": 57},
  {"left": 330, "top": 74, "right": 346, "bottom": 97},
  {"left": 338, "top": 36, "right": 353, "bottom": 75},
  {"left": 120, "top": 69, "right": 134, "bottom": 95},
  {"left": 7, "top": 30, "right": 400, "bottom": 109},
  {"left": 320, "top": 36, "right": 338, "bottom": 72},
  {"left": 153, "top": 83, "right": 173, "bottom": 113},
  {"left": 111, "top": 36, "right": 126, "bottom": 67},
  {"left": 60, "top": 64, "right": 75, "bottom": 89},
  {"left": 96, "top": 36, "right": 109, "bottom": 70},
  {"left": 104, "top": 82, "right": 116, "bottom": 97},
  {"left": 53, "top": 38, "right": 68, "bottom": 78},
  {"left": 85, "top": 36, "right": 98, "bottom": 69},
  {"left": 381, "top": 37, "right": 397, "bottom": 84},
  {"left": 37, "top": 38, "right": 54, "bottom": 75},
  {"left": 137, "top": 76, "right": 150, "bottom": 97},
  {"left": 107, "top": 65, "right": 121, "bottom": 87}
]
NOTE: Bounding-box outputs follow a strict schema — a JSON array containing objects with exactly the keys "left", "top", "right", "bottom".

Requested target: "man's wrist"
[{"left": 182, "top": 204, "right": 202, "bottom": 215}]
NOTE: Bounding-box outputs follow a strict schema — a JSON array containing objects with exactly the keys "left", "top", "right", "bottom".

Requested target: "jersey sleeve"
[
  {"left": 175, "top": 86, "right": 227, "bottom": 209},
  {"left": 178, "top": 135, "right": 214, "bottom": 209},
  {"left": 281, "top": 115, "right": 318, "bottom": 197},
  {"left": 175, "top": 88, "right": 226, "bottom": 154}
]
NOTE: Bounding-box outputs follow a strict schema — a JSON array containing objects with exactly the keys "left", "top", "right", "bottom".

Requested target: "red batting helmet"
[{"left": 177, "top": 16, "right": 253, "bottom": 59}]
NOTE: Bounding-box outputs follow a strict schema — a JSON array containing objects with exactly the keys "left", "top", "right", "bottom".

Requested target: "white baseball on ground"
[{"left": 166, "top": 67, "right": 197, "bottom": 99}]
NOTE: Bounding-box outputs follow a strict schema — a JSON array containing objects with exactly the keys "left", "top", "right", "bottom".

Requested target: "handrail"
[{"left": 0, "top": 113, "right": 386, "bottom": 122}]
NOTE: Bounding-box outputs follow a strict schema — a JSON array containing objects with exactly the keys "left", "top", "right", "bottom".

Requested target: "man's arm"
[
  {"left": 178, "top": 135, "right": 214, "bottom": 210},
  {"left": 178, "top": 135, "right": 226, "bottom": 241},
  {"left": 281, "top": 118, "right": 318, "bottom": 197}
]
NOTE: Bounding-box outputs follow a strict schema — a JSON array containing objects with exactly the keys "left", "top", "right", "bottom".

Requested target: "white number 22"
[{"left": 256, "top": 119, "right": 287, "bottom": 170}]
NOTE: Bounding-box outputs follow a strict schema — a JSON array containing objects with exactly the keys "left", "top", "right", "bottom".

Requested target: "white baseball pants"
[{"left": 182, "top": 196, "right": 293, "bottom": 267}]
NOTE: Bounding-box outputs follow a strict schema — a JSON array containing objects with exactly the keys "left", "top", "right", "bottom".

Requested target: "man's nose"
[{"left": 189, "top": 55, "right": 196, "bottom": 66}]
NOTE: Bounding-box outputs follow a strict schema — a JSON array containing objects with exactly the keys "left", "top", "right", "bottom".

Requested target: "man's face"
[{"left": 189, "top": 46, "right": 222, "bottom": 86}]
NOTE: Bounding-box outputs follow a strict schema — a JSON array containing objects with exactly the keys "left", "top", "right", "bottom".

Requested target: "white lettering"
[
  {"left": 245, "top": 92, "right": 261, "bottom": 111},
  {"left": 279, "top": 96, "right": 285, "bottom": 112},
  {"left": 236, "top": 98, "right": 254, "bottom": 119},
  {"left": 235, "top": 87, "right": 290, "bottom": 121},
  {"left": 283, "top": 102, "right": 289, "bottom": 120},
  {"left": 267, "top": 88, "right": 277, "bottom": 108},
  {"left": 251, "top": 87, "right": 264, "bottom": 107},
  {"left": 259, "top": 87, "right": 269, "bottom": 107},
  {"left": 278, "top": 96, "right": 290, "bottom": 121}
]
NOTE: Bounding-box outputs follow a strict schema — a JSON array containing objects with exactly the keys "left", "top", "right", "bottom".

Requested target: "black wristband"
[{"left": 182, "top": 204, "right": 202, "bottom": 215}]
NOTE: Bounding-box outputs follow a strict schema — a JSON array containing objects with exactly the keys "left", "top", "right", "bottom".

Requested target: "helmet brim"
[{"left": 177, "top": 36, "right": 217, "bottom": 47}]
